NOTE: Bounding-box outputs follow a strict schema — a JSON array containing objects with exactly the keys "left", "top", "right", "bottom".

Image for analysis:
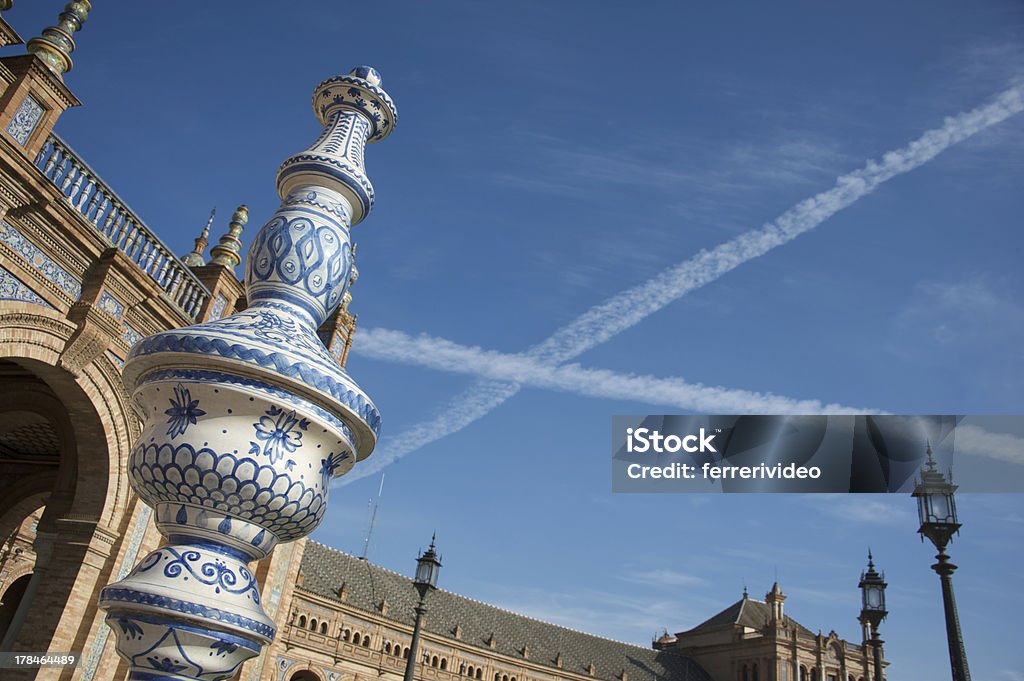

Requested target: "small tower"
[
  {"left": 181, "top": 208, "right": 216, "bottom": 267},
  {"left": 26, "top": 1, "right": 91, "bottom": 77},
  {"left": 209, "top": 204, "right": 248, "bottom": 269},
  {"left": 0, "top": 1, "right": 87, "bottom": 159},
  {"left": 765, "top": 581, "right": 786, "bottom": 626}
]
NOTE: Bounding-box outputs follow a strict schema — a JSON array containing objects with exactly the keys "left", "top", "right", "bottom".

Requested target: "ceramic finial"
[
  {"left": 181, "top": 208, "right": 216, "bottom": 267},
  {"left": 209, "top": 205, "right": 248, "bottom": 270},
  {"left": 26, "top": 1, "right": 91, "bottom": 76}
]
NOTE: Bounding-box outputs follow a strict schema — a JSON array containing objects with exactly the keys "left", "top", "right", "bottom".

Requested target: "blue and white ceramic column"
[{"left": 98, "top": 66, "right": 396, "bottom": 681}]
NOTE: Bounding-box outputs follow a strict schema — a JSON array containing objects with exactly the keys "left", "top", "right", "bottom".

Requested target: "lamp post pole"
[
  {"left": 858, "top": 551, "right": 887, "bottom": 681},
  {"left": 912, "top": 444, "right": 972, "bottom": 681},
  {"left": 403, "top": 535, "right": 442, "bottom": 681}
]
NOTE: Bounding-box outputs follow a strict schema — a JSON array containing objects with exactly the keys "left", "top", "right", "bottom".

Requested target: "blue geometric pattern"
[
  {"left": 101, "top": 587, "right": 276, "bottom": 639},
  {"left": 123, "top": 323, "right": 144, "bottom": 346},
  {"left": 130, "top": 441, "right": 326, "bottom": 541},
  {"left": 128, "top": 314, "right": 381, "bottom": 439},
  {"left": 245, "top": 206, "right": 352, "bottom": 325},
  {"left": 6, "top": 95, "right": 44, "bottom": 146},
  {"left": 0, "top": 265, "right": 52, "bottom": 307},
  {"left": 208, "top": 293, "right": 228, "bottom": 321},
  {"left": 0, "top": 221, "right": 82, "bottom": 299},
  {"left": 97, "top": 290, "right": 126, "bottom": 319}
]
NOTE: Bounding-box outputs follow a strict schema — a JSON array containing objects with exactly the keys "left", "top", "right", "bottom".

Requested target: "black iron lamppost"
[
  {"left": 403, "top": 534, "right": 442, "bottom": 681},
  {"left": 912, "top": 444, "right": 971, "bottom": 681},
  {"left": 858, "top": 551, "right": 887, "bottom": 681}
]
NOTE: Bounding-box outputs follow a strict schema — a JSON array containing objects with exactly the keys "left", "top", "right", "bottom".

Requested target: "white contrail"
[
  {"left": 354, "top": 327, "right": 881, "bottom": 414},
  {"left": 341, "top": 84, "right": 1024, "bottom": 485}
]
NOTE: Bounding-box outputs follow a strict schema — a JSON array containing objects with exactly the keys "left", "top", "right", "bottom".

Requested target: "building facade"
[{"left": 0, "top": 6, "right": 885, "bottom": 681}]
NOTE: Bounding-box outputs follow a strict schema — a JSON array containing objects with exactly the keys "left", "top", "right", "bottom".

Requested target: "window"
[
  {"left": 363, "top": 636, "right": 370, "bottom": 648},
  {"left": 353, "top": 632, "right": 362, "bottom": 645},
  {"left": 309, "top": 618, "right": 318, "bottom": 632},
  {"left": 298, "top": 615, "right": 307, "bottom": 628},
  {"left": 742, "top": 665, "right": 749, "bottom": 681},
  {"left": 320, "top": 622, "right": 328, "bottom": 635},
  {"left": 385, "top": 642, "right": 392, "bottom": 655},
  {"left": 476, "top": 670, "right": 482, "bottom": 680},
  {"left": 441, "top": 659, "right": 448, "bottom": 671},
  {"left": 343, "top": 629, "right": 351, "bottom": 642}
]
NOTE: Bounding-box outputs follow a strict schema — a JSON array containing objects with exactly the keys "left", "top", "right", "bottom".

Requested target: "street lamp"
[
  {"left": 858, "top": 551, "right": 887, "bottom": 681},
  {"left": 912, "top": 443, "right": 972, "bottom": 681},
  {"left": 403, "top": 534, "right": 442, "bottom": 681}
]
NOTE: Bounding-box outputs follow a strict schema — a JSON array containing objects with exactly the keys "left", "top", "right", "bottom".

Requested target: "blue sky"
[{"left": 5, "top": 1, "right": 1024, "bottom": 679}]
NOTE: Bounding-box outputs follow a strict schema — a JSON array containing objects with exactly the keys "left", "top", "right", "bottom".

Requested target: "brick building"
[{"left": 0, "top": 5, "right": 884, "bottom": 681}]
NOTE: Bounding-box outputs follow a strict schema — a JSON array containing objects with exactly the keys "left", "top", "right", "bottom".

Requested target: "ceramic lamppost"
[{"left": 98, "top": 65, "right": 396, "bottom": 681}]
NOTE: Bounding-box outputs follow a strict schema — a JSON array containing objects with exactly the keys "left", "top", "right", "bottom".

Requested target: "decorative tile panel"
[
  {"left": 96, "top": 290, "right": 125, "bottom": 319},
  {"left": 6, "top": 95, "right": 44, "bottom": 146},
  {"left": 208, "top": 293, "right": 228, "bottom": 321},
  {"left": 122, "top": 324, "right": 144, "bottom": 346},
  {"left": 0, "top": 221, "right": 81, "bottom": 299},
  {"left": 0, "top": 265, "right": 53, "bottom": 308}
]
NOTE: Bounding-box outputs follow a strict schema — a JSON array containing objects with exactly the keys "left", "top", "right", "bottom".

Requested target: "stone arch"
[
  {"left": 0, "top": 306, "right": 139, "bottom": 657},
  {"left": 289, "top": 668, "right": 325, "bottom": 681}
]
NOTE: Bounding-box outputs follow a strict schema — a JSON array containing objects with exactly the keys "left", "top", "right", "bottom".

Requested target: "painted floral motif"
[
  {"left": 164, "top": 384, "right": 206, "bottom": 438},
  {"left": 319, "top": 453, "right": 349, "bottom": 491},
  {"left": 250, "top": 405, "right": 309, "bottom": 464}
]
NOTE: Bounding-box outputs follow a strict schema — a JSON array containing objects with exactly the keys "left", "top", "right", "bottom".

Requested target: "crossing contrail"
[
  {"left": 340, "top": 84, "right": 1024, "bottom": 485},
  {"left": 353, "top": 327, "right": 881, "bottom": 415}
]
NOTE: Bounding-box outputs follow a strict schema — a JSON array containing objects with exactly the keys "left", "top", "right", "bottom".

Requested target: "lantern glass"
[
  {"left": 415, "top": 555, "right": 439, "bottom": 588},
  {"left": 863, "top": 584, "right": 884, "bottom": 610}
]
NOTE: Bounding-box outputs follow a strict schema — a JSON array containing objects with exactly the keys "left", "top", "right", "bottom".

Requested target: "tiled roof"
[
  {"left": 300, "top": 541, "right": 712, "bottom": 681},
  {"left": 679, "top": 596, "right": 815, "bottom": 638}
]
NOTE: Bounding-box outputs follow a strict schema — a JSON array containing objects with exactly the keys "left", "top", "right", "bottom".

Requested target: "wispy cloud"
[
  {"left": 353, "top": 327, "right": 879, "bottom": 414},
  {"left": 620, "top": 569, "right": 707, "bottom": 589},
  {"left": 342, "top": 84, "right": 1024, "bottom": 486},
  {"left": 955, "top": 425, "right": 1024, "bottom": 465},
  {"left": 801, "top": 495, "right": 916, "bottom": 527}
]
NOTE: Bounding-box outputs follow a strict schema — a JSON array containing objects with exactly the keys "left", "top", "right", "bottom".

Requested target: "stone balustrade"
[{"left": 34, "top": 134, "right": 209, "bottom": 319}]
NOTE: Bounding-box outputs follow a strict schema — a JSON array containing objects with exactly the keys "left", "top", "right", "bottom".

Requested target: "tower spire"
[
  {"left": 181, "top": 208, "right": 216, "bottom": 267},
  {"left": 26, "top": 1, "right": 91, "bottom": 77},
  {"left": 209, "top": 204, "right": 248, "bottom": 270}
]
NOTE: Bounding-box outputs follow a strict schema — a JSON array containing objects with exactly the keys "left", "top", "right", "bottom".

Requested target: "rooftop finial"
[
  {"left": 924, "top": 440, "right": 937, "bottom": 472},
  {"left": 181, "top": 208, "right": 216, "bottom": 267},
  {"left": 867, "top": 548, "right": 874, "bottom": 568},
  {"left": 209, "top": 205, "right": 248, "bottom": 270},
  {"left": 26, "top": 1, "right": 91, "bottom": 77}
]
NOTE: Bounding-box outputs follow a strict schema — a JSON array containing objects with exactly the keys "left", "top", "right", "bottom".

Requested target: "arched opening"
[
  {"left": 440, "top": 658, "right": 447, "bottom": 670},
  {"left": 362, "top": 636, "right": 370, "bottom": 648},
  {"left": 353, "top": 631, "right": 362, "bottom": 645},
  {"left": 309, "top": 618, "right": 318, "bottom": 632},
  {"left": 0, "top": 573, "right": 32, "bottom": 641},
  {"left": 290, "top": 671, "right": 322, "bottom": 681},
  {"left": 298, "top": 615, "right": 307, "bottom": 628},
  {"left": 476, "top": 669, "right": 482, "bottom": 679},
  {"left": 0, "top": 356, "right": 122, "bottom": 655},
  {"left": 403, "top": 647, "right": 410, "bottom": 659},
  {"left": 432, "top": 655, "right": 439, "bottom": 668},
  {"left": 320, "top": 621, "right": 328, "bottom": 635}
]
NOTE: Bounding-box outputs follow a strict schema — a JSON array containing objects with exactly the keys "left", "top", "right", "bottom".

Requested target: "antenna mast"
[{"left": 361, "top": 473, "right": 385, "bottom": 559}]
